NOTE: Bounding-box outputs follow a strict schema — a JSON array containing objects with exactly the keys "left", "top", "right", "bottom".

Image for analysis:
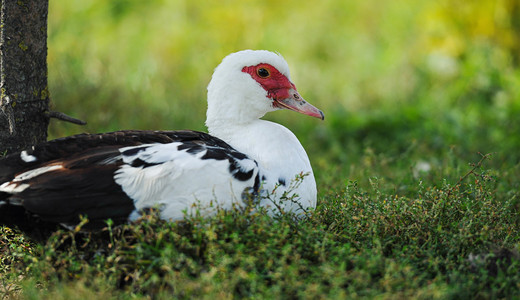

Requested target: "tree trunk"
[{"left": 0, "top": 0, "right": 49, "bottom": 155}]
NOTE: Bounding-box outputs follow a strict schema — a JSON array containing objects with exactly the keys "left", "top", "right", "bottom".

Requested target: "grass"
[
  {"left": 2, "top": 152, "right": 519, "bottom": 298},
  {"left": 2, "top": 0, "right": 520, "bottom": 298}
]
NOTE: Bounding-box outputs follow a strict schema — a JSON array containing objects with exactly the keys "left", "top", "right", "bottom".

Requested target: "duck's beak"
[{"left": 275, "top": 88, "right": 324, "bottom": 120}]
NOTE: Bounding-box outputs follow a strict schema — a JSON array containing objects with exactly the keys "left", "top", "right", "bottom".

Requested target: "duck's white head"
[{"left": 206, "top": 50, "right": 323, "bottom": 133}]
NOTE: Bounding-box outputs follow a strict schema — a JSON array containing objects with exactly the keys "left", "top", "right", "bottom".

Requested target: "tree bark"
[{"left": 0, "top": 0, "right": 49, "bottom": 155}]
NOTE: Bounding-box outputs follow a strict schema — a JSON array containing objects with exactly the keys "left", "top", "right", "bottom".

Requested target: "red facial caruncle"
[
  {"left": 241, "top": 63, "right": 295, "bottom": 102},
  {"left": 241, "top": 63, "right": 324, "bottom": 120}
]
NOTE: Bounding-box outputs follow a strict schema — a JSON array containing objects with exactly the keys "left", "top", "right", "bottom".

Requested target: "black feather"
[
  {"left": 229, "top": 160, "right": 254, "bottom": 181},
  {"left": 130, "top": 158, "right": 160, "bottom": 168},
  {"left": 122, "top": 145, "right": 150, "bottom": 156}
]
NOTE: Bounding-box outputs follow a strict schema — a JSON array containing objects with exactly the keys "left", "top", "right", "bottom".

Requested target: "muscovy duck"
[{"left": 0, "top": 50, "right": 324, "bottom": 230}]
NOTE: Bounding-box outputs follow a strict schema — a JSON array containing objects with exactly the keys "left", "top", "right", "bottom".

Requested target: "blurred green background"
[{"left": 47, "top": 0, "right": 520, "bottom": 188}]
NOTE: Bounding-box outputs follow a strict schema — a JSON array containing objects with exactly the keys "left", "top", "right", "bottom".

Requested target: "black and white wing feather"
[{"left": 0, "top": 130, "right": 261, "bottom": 230}]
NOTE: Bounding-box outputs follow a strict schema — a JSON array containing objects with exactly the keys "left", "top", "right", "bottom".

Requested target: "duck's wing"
[{"left": 0, "top": 130, "right": 260, "bottom": 230}]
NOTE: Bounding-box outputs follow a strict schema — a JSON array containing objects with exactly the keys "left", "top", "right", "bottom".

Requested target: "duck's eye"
[{"left": 257, "top": 68, "right": 270, "bottom": 78}]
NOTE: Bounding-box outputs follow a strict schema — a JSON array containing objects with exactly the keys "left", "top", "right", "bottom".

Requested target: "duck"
[{"left": 0, "top": 50, "right": 324, "bottom": 231}]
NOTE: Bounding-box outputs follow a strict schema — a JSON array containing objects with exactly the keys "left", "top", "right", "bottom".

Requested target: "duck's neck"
[
  {"left": 208, "top": 119, "right": 287, "bottom": 167},
  {"left": 208, "top": 118, "right": 311, "bottom": 170}
]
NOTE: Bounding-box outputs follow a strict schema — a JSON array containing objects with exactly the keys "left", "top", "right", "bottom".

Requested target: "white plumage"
[{"left": 114, "top": 142, "right": 260, "bottom": 220}]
